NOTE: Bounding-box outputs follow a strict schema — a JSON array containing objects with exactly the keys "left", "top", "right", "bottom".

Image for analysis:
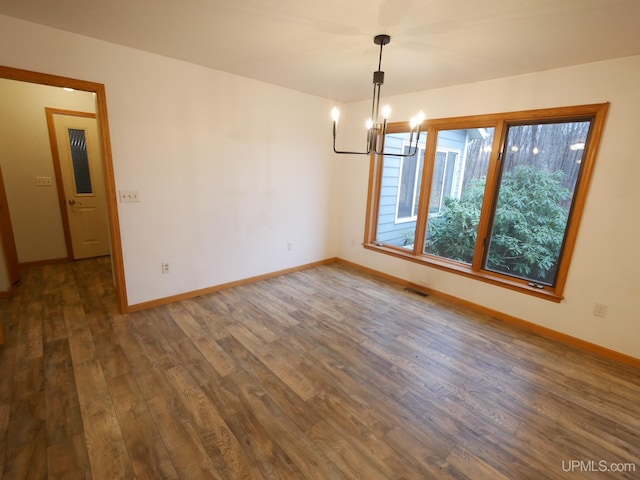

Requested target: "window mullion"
[
  {"left": 411, "top": 157, "right": 419, "bottom": 217},
  {"left": 413, "top": 127, "right": 437, "bottom": 255},
  {"left": 364, "top": 152, "right": 384, "bottom": 245},
  {"left": 471, "top": 120, "right": 505, "bottom": 271}
]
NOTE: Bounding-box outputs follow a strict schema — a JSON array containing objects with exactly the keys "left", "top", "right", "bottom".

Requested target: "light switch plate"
[
  {"left": 35, "top": 176, "right": 53, "bottom": 186},
  {"left": 119, "top": 190, "right": 140, "bottom": 203}
]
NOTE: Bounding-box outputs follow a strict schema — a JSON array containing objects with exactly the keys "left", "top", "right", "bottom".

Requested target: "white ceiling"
[{"left": 1, "top": 0, "right": 639, "bottom": 102}]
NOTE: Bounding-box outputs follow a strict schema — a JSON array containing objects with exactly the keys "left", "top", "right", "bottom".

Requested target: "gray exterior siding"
[
  {"left": 376, "top": 132, "right": 421, "bottom": 247},
  {"left": 375, "top": 129, "right": 468, "bottom": 248}
]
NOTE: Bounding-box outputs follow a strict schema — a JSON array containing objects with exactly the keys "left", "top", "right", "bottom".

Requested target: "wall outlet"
[
  {"left": 593, "top": 302, "right": 608, "bottom": 318},
  {"left": 119, "top": 190, "right": 140, "bottom": 203},
  {"left": 287, "top": 242, "right": 293, "bottom": 252},
  {"left": 161, "top": 262, "right": 170, "bottom": 274}
]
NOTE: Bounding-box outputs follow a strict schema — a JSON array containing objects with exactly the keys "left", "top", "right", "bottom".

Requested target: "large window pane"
[
  {"left": 424, "top": 127, "right": 494, "bottom": 264},
  {"left": 484, "top": 120, "right": 591, "bottom": 285},
  {"left": 68, "top": 128, "right": 93, "bottom": 194},
  {"left": 397, "top": 148, "right": 424, "bottom": 220},
  {"left": 375, "top": 131, "right": 427, "bottom": 248}
]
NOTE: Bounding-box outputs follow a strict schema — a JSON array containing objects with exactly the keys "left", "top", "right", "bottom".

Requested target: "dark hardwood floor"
[{"left": 0, "top": 257, "right": 639, "bottom": 479}]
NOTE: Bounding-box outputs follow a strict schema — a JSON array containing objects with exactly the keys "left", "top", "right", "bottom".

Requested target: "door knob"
[{"left": 68, "top": 199, "right": 76, "bottom": 205}]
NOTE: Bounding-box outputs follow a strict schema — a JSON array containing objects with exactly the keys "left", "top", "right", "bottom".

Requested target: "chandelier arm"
[
  {"left": 373, "top": 128, "right": 424, "bottom": 157},
  {"left": 333, "top": 131, "right": 373, "bottom": 155},
  {"left": 332, "top": 148, "right": 374, "bottom": 155},
  {"left": 334, "top": 127, "right": 424, "bottom": 157}
]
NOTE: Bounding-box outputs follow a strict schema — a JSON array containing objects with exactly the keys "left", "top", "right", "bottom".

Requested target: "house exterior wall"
[{"left": 376, "top": 133, "right": 415, "bottom": 247}]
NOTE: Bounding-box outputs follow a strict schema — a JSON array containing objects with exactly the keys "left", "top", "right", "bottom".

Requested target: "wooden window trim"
[{"left": 364, "top": 103, "right": 610, "bottom": 301}]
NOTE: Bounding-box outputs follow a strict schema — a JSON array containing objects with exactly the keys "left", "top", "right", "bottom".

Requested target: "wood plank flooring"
[{"left": 1, "top": 257, "right": 639, "bottom": 479}]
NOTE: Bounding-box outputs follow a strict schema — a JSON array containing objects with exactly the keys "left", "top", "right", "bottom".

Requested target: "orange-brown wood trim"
[
  {"left": 126, "top": 258, "right": 338, "bottom": 313},
  {"left": 336, "top": 257, "right": 640, "bottom": 369},
  {"left": 413, "top": 126, "right": 437, "bottom": 255},
  {"left": 364, "top": 237, "right": 564, "bottom": 302},
  {"left": 552, "top": 102, "right": 610, "bottom": 294},
  {"left": 0, "top": 163, "right": 20, "bottom": 285},
  {"left": 472, "top": 120, "right": 506, "bottom": 270},
  {"left": 0, "top": 65, "right": 128, "bottom": 313},
  {"left": 363, "top": 154, "right": 381, "bottom": 244},
  {"left": 94, "top": 83, "right": 128, "bottom": 314}
]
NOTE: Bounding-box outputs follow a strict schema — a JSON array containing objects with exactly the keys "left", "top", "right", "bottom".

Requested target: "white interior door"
[{"left": 53, "top": 113, "right": 110, "bottom": 259}]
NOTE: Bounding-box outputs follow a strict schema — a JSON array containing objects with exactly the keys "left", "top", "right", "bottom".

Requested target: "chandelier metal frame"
[{"left": 332, "top": 34, "right": 424, "bottom": 157}]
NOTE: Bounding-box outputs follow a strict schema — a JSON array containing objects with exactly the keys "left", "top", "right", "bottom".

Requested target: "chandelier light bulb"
[
  {"left": 331, "top": 107, "right": 340, "bottom": 123},
  {"left": 382, "top": 105, "right": 391, "bottom": 119},
  {"left": 366, "top": 118, "right": 374, "bottom": 130}
]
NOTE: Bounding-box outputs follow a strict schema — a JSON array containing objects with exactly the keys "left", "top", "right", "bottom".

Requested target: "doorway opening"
[{"left": 0, "top": 65, "right": 127, "bottom": 313}]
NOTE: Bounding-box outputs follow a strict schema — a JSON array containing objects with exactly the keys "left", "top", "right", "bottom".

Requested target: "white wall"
[
  {"left": 336, "top": 55, "right": 640, "bottom": 359},
  {"left": 0, "top": 14, "right": 338, "bottom": 305},
  {"left": 0, "top": 79, "right": 96, "bottom": 263}
]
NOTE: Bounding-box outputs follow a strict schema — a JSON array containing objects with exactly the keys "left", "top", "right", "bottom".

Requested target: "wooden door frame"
[
  {"left": 0, "top": 65, "right": 128, "bottom": 313},
  {"left": 45, "top": 108, "right": 99, "bottom": 261},
  {"left": 0, "top": 163, "right": 20, "bottom": 287}
]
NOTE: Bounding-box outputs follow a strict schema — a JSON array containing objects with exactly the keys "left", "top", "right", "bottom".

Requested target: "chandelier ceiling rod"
[{"left": 332, "top": 34, "right": 425, "bottom": 157}]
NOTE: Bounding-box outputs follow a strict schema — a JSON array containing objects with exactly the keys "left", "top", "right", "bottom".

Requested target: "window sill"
[{"left": 363, "top": 242, "right": 563, "bottom": 303}]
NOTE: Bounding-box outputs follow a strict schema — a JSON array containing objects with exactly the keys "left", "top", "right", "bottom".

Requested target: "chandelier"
[{"left": 332, "top": 34, "right": 425, "bottom": 157}]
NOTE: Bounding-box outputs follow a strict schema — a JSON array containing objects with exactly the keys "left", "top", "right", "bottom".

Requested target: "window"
[
  {"left": 425, "top": 128, "right": 494, "bottom": 264},
  {"left": 365, "top": 104, "right": 609, "bottom": 300},
  {"left": 429, "top": 148, "right": 460, "bottom": 215},
  {"left": 68, "top": 128, "right": 93, "bottom": 194},
  {"left": 396, "top": 143, "right": 426, "bottom": 222},
  {"left": 374, "top": 132, "right": 427, "bottom": 248}
]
